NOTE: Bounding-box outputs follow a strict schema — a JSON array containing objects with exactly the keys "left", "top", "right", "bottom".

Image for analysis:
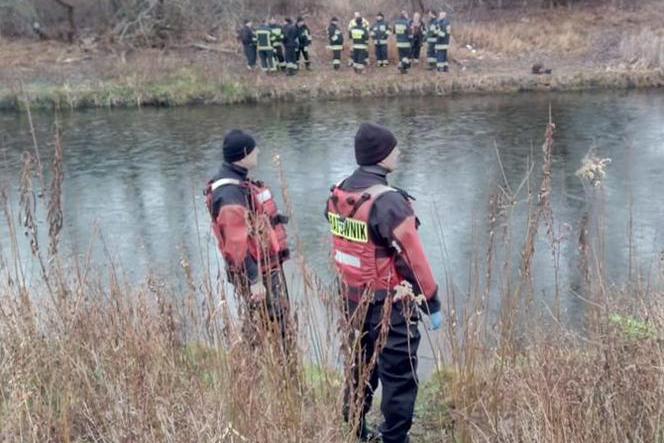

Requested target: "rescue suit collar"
[
  {"left": 359, "top": 165, "right": 390, "bottom": 181},
  {"left": 221, "top": 162, "right": 249, "bottom": 180}
]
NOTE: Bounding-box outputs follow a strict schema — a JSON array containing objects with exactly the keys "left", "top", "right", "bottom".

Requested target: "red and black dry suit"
[
  {"left": 205, "top": 162, "right": 291, "bottom": 336},
  {"left": 326, "top": 165, "right": 440, "bottom": 443}
]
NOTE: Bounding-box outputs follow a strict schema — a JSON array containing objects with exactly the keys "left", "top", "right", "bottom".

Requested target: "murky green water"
[{"left": 1, "top": 90, "right": 663, "bottom": 330}]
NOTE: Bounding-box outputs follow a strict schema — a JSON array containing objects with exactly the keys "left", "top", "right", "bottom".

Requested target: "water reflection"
[{"left": 1, "top": 90, "right": 663, "bottom": 327}]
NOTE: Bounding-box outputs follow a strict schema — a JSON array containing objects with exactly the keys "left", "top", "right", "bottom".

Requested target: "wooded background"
[{"left": 0, "top": 0, "right": 645, "bottom": 45}]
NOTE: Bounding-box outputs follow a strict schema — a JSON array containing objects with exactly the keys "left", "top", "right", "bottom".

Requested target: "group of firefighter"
[
  {"left": 238, "top": 10, "right": 451, "bottom": 76},
  {"left": 206, "top": 123, "right": 443, "bottom": 443}
]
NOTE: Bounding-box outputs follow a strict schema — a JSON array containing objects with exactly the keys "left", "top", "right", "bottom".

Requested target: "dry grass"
[
  {"left": 0, "top": 112, "right": 663, "bottom": 442},
  {"left": 620, "top": 28, "right": 664, "bottom": 69},
  {"left": 454, "top": 15, "right": 591, "bottom": 57}
]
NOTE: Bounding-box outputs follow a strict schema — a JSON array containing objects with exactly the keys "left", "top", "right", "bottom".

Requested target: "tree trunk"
[{"left": 52, "top": 0, "right": 76, "bottom": 43}]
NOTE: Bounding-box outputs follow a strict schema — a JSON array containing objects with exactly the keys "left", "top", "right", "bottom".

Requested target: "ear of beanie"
[
  {"left": 354, "top": 123, "right": 397, "bottom": 166},
  {"left": 223, "top": 129, "right": 256, "bottom": 163}
]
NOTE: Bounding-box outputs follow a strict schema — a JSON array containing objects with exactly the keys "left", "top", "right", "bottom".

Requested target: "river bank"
[
  {"left": 1, "top": 64, "right": 662, "bottom": 111},
  {"left": 1, "top": 2, "right": 662, "bottom": 111}
]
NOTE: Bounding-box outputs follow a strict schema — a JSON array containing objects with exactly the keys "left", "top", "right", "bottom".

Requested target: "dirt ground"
[{"left": 0, "top": 2, "right": 662, "bottom": 108}]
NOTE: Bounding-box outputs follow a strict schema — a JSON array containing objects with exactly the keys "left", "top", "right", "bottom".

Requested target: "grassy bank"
[
  {"left": 1, "top": 66, "right": 663, "bottom": 111},
  {"left": 1, "top": 113, "right": 662, "bottom": 441},
  {"left": 1, "top": 2, "right": 663, "bottom": 111}
]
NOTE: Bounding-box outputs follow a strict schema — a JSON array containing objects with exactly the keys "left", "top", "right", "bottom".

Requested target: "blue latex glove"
[{"left": 430, "top": 311, "right": 443, "bottom": 331}]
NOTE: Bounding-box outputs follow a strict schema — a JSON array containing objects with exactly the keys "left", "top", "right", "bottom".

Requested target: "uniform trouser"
[
  {"left": 344, "top": 299, "right": 421, "bottom": 443},
  {"left": 231, "top": 268, "right": 294, "bottom": 353},
  {"left": 426, "top": 42, "right": 437, "bottom": 68},
  {"left": 352, "top": 48, "right": 366, "bottom": 70},
  {"left": 285, "top": 45, "right": 298, "bottom": 73},
  {"left": 296, "top": 46, "right": 310, "bottom": 67},
  {"left": 436, "top": 48, "right": 449, "bottom": 70},
  {"left": 411, "top": 38, "right": 422, "bottom": 63},
  {"left": 375, "top": 44, "right": 388, "bottom": 66},
  {"left": 258, "top": 49, "right": 276, "bottom": 72},
  {"left": 243, "top": 44, "right": 257, "bottom": 68},
  {"left": 273, "top": 45, "right": 286, "bottom": 69},
  {"left": 398, "top": 47, "right": 411, "bottom": 71},
  {"left": 332, "top": 49, "right": 342, "bottom": 68}
]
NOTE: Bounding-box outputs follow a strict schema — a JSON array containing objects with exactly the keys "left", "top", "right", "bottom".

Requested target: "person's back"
[
  {"left": 326, "top": 123, "right": 442, "bottom": 443},
  {"left": 205, "top": 129, "right": 292, "bottom": 346},
  {"left": 282, "top": 18, "right": 299, "bottom": 75},
  {"left": 328, "top": 18, "right": 344, "bottom": 70},
  {"left": 350, "top": 19, "right": 369, "bottom": 72},
  {"left": 393, "top": 13, "right": 412, "bottom": 73},
  {"left": 371, "top": 14, "right": 390, "bottom": 67}
]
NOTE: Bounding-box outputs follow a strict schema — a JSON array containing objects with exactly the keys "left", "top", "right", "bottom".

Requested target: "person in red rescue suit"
[
  {"left": 326, "top": 123, "right": 443, "bottom": 443},
  {"left": 205, "top": 129, "right": 293, "bottom": 347}
]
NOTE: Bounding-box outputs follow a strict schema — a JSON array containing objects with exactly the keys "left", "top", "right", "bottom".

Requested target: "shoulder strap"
[
  {"left": 363, "top": 184, "right": 396, "bottom": 200},
  {"left": 210, "top": 178, "right": 242, "bottom": 192}
]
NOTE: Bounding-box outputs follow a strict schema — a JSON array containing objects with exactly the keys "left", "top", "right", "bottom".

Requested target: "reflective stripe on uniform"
[
  {"left": 427, "top": 38, "right": 437, "bottom": 43},
  {"left": 255, "top": 189, "right": 272, "bottom": 204},
  {"left": 333, "top": 59, "right": 341, "bottom": 65},
  {"left": 328, "top": 45, "right": 343, "bottom": 50},
  {"left": 378, "top": 40, "right": 389, "bottom": 45},
  {"left": 353, "top": 44, "right": 368, "bottom": 50},
  {"left": 210, "top": 178, "right": 241, "bottom": 191},
  {"left": 435, "top": 44, "right": 449, "bottom": 50},
  {"left": 334, "top": 250, "right": 361, "bottom": 268},
  {"left": 437, "top": 62, "right": 449, "bottom": 67},
  {"left": 397, "top": 42, "right": 411, "bottom": 48}
]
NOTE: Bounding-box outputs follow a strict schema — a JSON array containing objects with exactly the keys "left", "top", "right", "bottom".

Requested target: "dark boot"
[
  {"left": 359, "top": 421, "right": 380, "bottom": 442},
  {"left": 443, "top": 65, "right": 448, "bottom": 72}
]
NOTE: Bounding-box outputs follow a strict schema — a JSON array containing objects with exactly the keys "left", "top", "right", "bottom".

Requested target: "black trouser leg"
[
  {"left": 411, "top": 39, "right": 422, "bottom": 64},
  {"left": 263, "top": 268, "right": 294, "bottom": 353},
  {"left": 300, "top": 47, "right": 310, "bottom": 68},
  {"left": 398, "top": 47, "right": 411, "bottom": 72},
  {"left": 274, "top": 45, "right": 286, "bottom": 70},
  {"left": 259, "top": 49, "right": 275, "bottom": 72},
  {"left": 332, "top": 49, "right": 341, "bottom": 69},
  {"left": 427, "top": 43, "right": 436, "bottom": 69},
  {"left": 436, "top": 48, "right": 449, "bottom": 72},
  {"left": 344, "top": 300, "right": 420, "bottom": 443},
  {"left": 344, "top": 301, "right": 380, "bottom": 439},
  {"left": 378, "top": 302, "right": 420, "bottom": 443},
  {"left": 352, "top": 48, "right": 365, "bottom": 71},
  {"left": 285, "top": 45, "right": 297, "bottom": 74},
  {"left": 376, "top": 44, "right": 388, "bottom": 66},
  {"left": 244, "top": 45, "right": 257, "bottom": 68}
]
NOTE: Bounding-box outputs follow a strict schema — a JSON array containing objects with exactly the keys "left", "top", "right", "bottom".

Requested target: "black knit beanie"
[
  {"left": 354, "top": 123, "right": 397, "bottom": 166},
  {"left": 223, "top": 129, "right": 256, "bottom": 163}
]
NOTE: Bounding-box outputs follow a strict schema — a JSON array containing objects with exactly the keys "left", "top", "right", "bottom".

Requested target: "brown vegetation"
[{"left": 0, "top": 107, "right": 662, "bottom": 441}]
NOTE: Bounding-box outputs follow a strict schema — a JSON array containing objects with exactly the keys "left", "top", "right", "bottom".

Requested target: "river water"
[{"left": 1, "top": 90, "right": 664, "bottom": 353}]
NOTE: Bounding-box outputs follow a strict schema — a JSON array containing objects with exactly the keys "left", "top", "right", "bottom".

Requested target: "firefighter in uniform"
[
  {"left": 256, "top": 19, "right": 276, "bottom": 73},
  {"left": 393, "top": 11, "right": 412, "bottom": 74},
  {"left": 283, "top": 17, "right": 299, "bottom": 76},
  {"left": 435, "top": 11, "right": 451, "bottom": 72},
  {"left": 348, "top": 12, "right": 370, "bottom": 67},
  {"left": 425, "top": 10, "right": 438, "bottom": 70},
  {"left": 326, "top": 123, "right": 443, "bottom": 442},
  {"left": 350, "top": 17, "right": 369, "bottom": 73},
  {"left": 409, "top": 12, "right": 425, "bottom": 65},
  {"left": 269, "top": 17, "right": 286, "bottom": 71},
  {"left": 328, "top": 17, "right": 344, "bottom": 70},
  {"left": 296, "top": 16, "right": 312, "bottom": 70},
  {"left": 238, "top": 19, "right": 257, "bottom": 71},
  {"left": 370, "top": 12, "right": 390, "bottom": 68},
  {"left": 205, "top": 129, "right": 293, "bottom": 347}
]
